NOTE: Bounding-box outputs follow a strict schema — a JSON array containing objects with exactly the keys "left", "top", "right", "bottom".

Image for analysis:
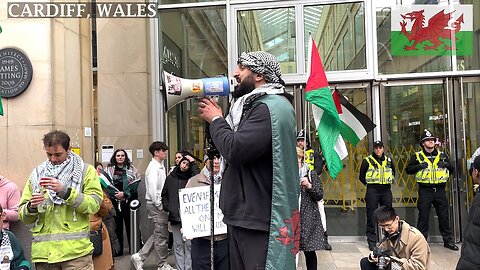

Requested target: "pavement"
[{"left": 115, "top": 239, "right": 461, "bottom": 270}]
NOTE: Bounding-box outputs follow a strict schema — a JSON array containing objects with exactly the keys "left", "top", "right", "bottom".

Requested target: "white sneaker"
[
  {"left": 158, "top": 263, "right": 176, "bottom": 270},
  {"left": 130, "top": 253, "right": 143, "bottom": 270}
]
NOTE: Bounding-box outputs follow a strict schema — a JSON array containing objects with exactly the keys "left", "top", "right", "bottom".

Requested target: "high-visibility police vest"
[
  {"left": 305, "top": 149, "right": 315, "bottom": 171},
  {"left": 365, "top": 155, "right": 394, "bottom": 184},
  {"left": 414, "top": 151, "right": 450, "bottom": 184}
]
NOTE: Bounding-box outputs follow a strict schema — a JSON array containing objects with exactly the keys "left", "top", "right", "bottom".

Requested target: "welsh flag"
[
  {"left": 0, "top": 96, "right": 3, "bottom": 116},
  {"left": 305, "top": 36, "right": 347, "bottom": 179},
  {"left": 391, "top": 5, "right": 473, "bottom": 56},
  {"left": 333, "top": 90, "right": 376, "bottom": 147}
]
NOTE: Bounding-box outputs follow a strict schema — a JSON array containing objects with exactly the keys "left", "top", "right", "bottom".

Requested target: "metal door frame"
[
  {"left": 379, "top": 78, "right": 460, "bottom": 242},
  {"left": 452, "top": 76, "right": 480, "bottom": 242}
]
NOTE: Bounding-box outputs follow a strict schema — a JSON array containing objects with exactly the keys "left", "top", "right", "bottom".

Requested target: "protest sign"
[{"left": 179, "top": 185, "right": 227, "bottom": 239}]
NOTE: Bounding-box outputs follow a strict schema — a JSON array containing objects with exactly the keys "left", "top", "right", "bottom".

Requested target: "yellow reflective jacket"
[
  {"left": 19, "top": 164, "right": 103, "bottom": 264},
  {"left": 305, "top": 149, "right": 315, "bottom": 171},
  {"left": 365, "top": 155, "right": 394, "bottom": 184},
  {"left": 414, "top": 151, "right": 449, "bottom": 184}
]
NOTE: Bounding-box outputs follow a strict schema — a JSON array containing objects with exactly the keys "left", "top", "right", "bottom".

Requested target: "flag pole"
[{"left": 304, "top": 33, "right": 313, "bottom": 157}]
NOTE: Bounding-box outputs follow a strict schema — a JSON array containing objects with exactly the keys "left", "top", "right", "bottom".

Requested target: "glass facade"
[
  {"left": 237, "top": 7, "right": 297, "bottom": 73},
  {"left": 159, "top": 7, "right": 228, "bottom": 162},
  {"left": 157, "top": 0, "right": 480, "bottom": 239},
  {"left": 304, "top": 3, "right": 366, "bottom": 71}
]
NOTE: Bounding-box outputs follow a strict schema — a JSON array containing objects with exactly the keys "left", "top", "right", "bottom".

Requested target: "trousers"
[
  {"left": 137, "top": 204, "right": 170, "bottom": 267},
  {"left": 365, "top": 186, "right": 392, "bottom": 245},
  {"left": 417, "top": 185, "right": 453, "bottom": 242},
  {"left": 227, "top": 225, "right": 268, "bottom": 270},
  {"left": 35, "top": 255, "right": 93, "bottom": 270},
  {"left": 191, "top": 238, "right": 229, "bottom": 270}
]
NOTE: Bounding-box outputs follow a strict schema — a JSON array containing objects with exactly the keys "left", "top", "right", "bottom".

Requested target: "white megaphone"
[{"left": 162, "top": 71, "right": 235, "bottom": 111}]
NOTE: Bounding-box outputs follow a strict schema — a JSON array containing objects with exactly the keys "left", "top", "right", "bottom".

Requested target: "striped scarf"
[{"left": 29, "top": 152, "right": 84, "bottom": 205}]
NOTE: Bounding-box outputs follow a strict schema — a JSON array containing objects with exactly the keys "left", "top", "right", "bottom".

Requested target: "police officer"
[
  {"left": 405, "top": 129, "right": 458, "bottom": 251},
  {"left": 359, "top": 140, "right": 395, "bottom": 251},
  {"left": 296, "top": 130, "right": 332, "bottom": 250}
]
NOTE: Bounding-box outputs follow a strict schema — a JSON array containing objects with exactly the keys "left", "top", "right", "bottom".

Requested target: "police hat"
[
  {"left": 373, "top": 140, "right": 384, "bottom": 148},
  {"left": 420, "top": 129, "right": 435, "bottom": 143},
  {"left": 296, "top": 129, "right": 306, "bottom": 141}
]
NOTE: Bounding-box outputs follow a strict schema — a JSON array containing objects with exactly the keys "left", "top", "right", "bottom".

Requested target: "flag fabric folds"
[
  {"left": 305, "top": 36, "right": 347, "bottom": 179},
  {"left": 333, "top": 90, "right": 376, "bottom": 147}
]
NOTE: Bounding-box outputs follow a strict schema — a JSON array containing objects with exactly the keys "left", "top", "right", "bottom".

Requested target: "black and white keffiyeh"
[
  {"left": 0, "top": 230, "right": 13, "bottom": 269},
  {"left": 237, "top": 51, "right": 282, "bottom": 84},
  {"left": 29, "top": 152, "right": 84, "bottom": 205},
  {"left": 226, "top": 83, "right": 285, "bottom": 132},
  {"left": 203, "top": 167, "right": 222, "bottom": 184}
]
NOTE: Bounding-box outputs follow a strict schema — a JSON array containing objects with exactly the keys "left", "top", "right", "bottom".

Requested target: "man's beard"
[{"left": 232, "top": 74, "right": 256, "bottom": 98}]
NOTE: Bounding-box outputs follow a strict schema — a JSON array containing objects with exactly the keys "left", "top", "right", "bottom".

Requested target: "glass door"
[
  {"left": 380, "top": 79, "right": 452, "bottom": 242},
  {"left": 293, "top": 82, "right": 374, "bottom": 237},
  {"left": 453, "top": 77, "right": 480, "bottom": 241}
]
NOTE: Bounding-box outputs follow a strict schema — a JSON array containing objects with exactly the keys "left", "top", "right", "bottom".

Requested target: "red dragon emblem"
[
  {"left": 399, "top": 9, "right": 464, "bottom": 51},
  {"left": 275, "top": 209, "right": 301, "bottom": 255}
]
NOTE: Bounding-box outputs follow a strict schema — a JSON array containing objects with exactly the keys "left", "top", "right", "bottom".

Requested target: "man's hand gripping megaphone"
[{"left": 198, "top": 97, "right": 223, "bottom": 123}]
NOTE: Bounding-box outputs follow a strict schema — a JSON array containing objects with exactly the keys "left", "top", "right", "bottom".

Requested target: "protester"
[
  {"left": 131, "top": 141, "right": 175, "bottom": 270},
  {"left": 0, "top": 175, "right": 20, "bottom": 230},
  {"left": 162, "top": 156, "right": 196, "bottom": 270},
  {"left": 19, "top": 130, "right": 103, "bottom": 269},
  {"left": 405, "top": 129, "right": 458, "bottom": 251},
  {"left": 296, "top": 130, "right": 331, "bottom": 250},
  {"left": 0, "top": 205, "right": 31, "bottom": 270},
  {"left": 359, "top": 140, "right": 395, "bottom": 250},
  {"left": 360, "top": 206, "right": 431, "bottom": 270},
  {"left": 186, "top": 155, "right": 228, "bottom": 270},
  {"left": 90, "top": 189, "right": 114, "bottom": 270},
  {"left": 198, "top": 51, "right": 297, "bottom": 269},
  {"left": 297, "top": 147, "right": 326, "bottom": 270},
  {"left": 169, "top": 151, "right": 199, "bottom": 175},
  {"left": 101, "top": 149, "right": 141, "bottom": 256},
  {"left": 456, "top": 155, "right": 480, "bottom": 270}
]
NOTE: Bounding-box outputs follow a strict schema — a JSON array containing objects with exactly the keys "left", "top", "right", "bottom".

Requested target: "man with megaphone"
[{"left": 198, "top": 51, "right": 298, "bottom": 270}]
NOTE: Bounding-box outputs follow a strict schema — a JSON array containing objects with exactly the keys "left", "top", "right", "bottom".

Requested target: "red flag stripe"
[
  {"left": 305, "top": 38, "right": 329, "bottom": 92},
  {"left": 332, "top": 90, "right": 342, "bottom": 114}
]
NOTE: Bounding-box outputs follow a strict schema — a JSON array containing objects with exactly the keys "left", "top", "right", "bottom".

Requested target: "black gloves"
[
  {"left": 420, "top": 162, "right": 428, "bottom": 169},
  {"left": 437, "top": 161, "right": 450, "bottom": 168}
]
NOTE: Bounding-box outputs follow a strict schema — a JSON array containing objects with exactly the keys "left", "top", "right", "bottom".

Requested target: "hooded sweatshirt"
[{"left": 0, "top": 176, "right": 20, "bottom": 229}]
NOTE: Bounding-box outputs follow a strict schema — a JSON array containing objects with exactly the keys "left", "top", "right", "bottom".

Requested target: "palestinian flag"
[
  {"left": 0, "top": 96, "right": 3, "bottom": 116},
  {"left": 305, "top": 36, "right": 347, "bottom": 179},
  {"left": 391, "top": 5, "right": 473, "bottom": 56},
  {"left": 333, "top": 90, "right": 376, "bottom": 147}
]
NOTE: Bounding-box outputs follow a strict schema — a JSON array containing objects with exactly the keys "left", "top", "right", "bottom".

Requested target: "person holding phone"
[{"left": 19, "top": 130, "right": 103, "bottom": 270}]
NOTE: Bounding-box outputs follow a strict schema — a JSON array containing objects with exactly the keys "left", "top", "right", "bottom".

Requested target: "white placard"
[
  {"left": 179, "top": 185, "right": 226, "bottom": 239},
  {"left": 101, "top": 145, "right": 114, "bottom": 163},
  {"left": 84, "top": 127, "right": 92, "bottom": 137},
  {"left": 136, "top": 149, "right": 144, "bottom": 159},
  {"left": 125, "top": 149, "right": 133, "bottom": 161}
]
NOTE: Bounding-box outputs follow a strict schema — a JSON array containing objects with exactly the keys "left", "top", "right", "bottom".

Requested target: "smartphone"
[{"left": 39, "top": 177, "right": 49, "bottom": 186}]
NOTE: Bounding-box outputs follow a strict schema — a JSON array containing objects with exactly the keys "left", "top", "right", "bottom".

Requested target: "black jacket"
[
  {"left": 161, "top": 165, "right": 195, "bottom": 224},
  {"left": 456, "top": 193, "right": 480, "bottom": 269},
  {"left": 210, "top": 102, "right": 273, "bottom": 232}
]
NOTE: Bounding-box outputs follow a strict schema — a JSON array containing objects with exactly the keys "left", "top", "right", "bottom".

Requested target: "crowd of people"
[{"left": 0, "top": 50, "right": 479, "bottom": 270}]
